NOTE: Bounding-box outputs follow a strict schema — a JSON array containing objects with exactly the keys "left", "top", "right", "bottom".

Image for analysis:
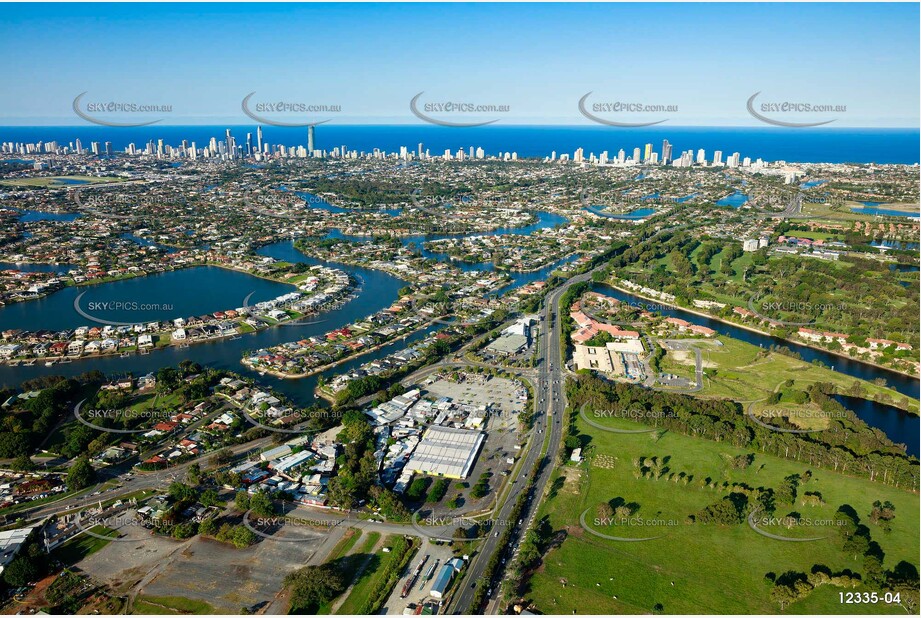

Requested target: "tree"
[
  {"left": 596, "top": 502, "right": 614, "bottom": 520},
  {"left": 66, "top": 457, "right": 96, "bottom": 491},
  {"left": 249, "top": 490, "right": 275, "bottom": 517},
  {"left": 285, "top": 564, "right": 346, "bottom": 613},
  {"left": 869, "top": 500, "right": 896, "bottom": 531},
  {"left": 210, "top": 448, "right": 235, "bottom": 466},
  {"left": 2, "top": 555, "right": 38, "bottom": 587},
  {"left": 232, "top": 526, "right": 257, "bottom": 548},
  {"left": 200, "top": 489, "right": 221, "bottom": 508},
  {"left": 187, "top": 463, "right": 202, "bottom": 486},
  {"left": 235, "top": 490, "right": 251, "bottom": 511},
  {"left": 198, "top": 517, "right": 217, "bottom": 536},
  {"left": 168, "top": 482, "right": 197, "bottom": 504},
  {"left": 10, "top": 454, "right": 35, "bottom": 471}
]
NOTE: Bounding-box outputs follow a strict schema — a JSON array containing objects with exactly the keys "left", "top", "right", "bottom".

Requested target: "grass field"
[
  {"left": 312, "top": 531, "right": 382, "bottom": 614},
  {"left": 0, "top": 175, "right": 123, "bottom": 188},
  {"left": 690, "top": 336, "right": 918, "bottom": 415},
  {"left": 327, "top": 527, "right": 362, "bottom": 561},
  {"left": 51, "top": 525, "right": 118, "bottom": 565},
  {"left": 131, "top": 595, "right": 215, "bottom": 615},
  {"left": 527, "top": 410, "right": 919, "bottom": 615},
  {"left": 784, "top": 230, "right": 843, "bottom": 242},
  {"left": 800, "top": 200, "right": 920, "bottom": 223},
  {"left": 334, "top": 534, "right": 416, "bottom": 615}
]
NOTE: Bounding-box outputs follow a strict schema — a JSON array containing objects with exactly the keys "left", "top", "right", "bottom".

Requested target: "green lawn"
[
  {"left": 131, "top": 595, "right": 215, "bottom": 615},
  {"left": 528, "top": 410, "right": 919, "bottom": 615},
  {"left": 327, "top": 527, "right": 362, "bottom": 561},
  {"left": 334, "top": 535, "right": 417, "bottom": 615},
  {"left": 51, "top": 525, "right": 118, "bottom": 565},
  {"left": 784, "top": 230, "right": 842, "bottom": 242},
  {"left": 697, "top": 337, "right": 917, "bottom": 415},
  {"left": 0, "top": 175, "right": 123, "bottom": 188}
]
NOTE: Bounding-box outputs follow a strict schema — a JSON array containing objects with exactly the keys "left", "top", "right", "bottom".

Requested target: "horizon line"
[{"left": 1, "top": 123, "right": 918, "bottom": 131}]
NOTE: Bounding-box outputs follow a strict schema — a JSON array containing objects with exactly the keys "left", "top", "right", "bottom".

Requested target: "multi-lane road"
[{"left": 448, "top": 268, "right": 596, "bottom": 614}]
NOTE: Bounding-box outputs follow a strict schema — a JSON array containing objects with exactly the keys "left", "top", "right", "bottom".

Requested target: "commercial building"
[
  {"left": 0, "top": 527, "right": 34, "bottom": 574},
  {"left": 405, "top": 426, "right": 485, "bottom": 479},
  {"left": 430, "top": 558, "right": 465, "bottom": 599}
]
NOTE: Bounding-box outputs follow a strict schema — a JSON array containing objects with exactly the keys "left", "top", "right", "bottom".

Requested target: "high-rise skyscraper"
[
  {"left": 644, "top": 143, "right": 653, "bottom": 162},
  {"left": 713, "top": 150, "right": 723, "bottom": 166},
  {"left": 661, "top": 139, "right": 672, "bottom": 164},
  {"left": 307, "top": 125, "right": 316, "bottom": 155},
  {"left": 633, "top": 147, "right": 641, "bottom": 162},
  {"left": 256, "top": 126, "right": 263, "bottom": 153}
]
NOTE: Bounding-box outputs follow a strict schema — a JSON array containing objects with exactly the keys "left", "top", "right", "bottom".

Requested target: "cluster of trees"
[
  {"left": 597, "top": 497, "right": 639, "bottom": 520},
  {"left": 66, "top": 458, "right": 96, "bottom": 491},
  {"left": 202, "top": 521, "right": 257, "bottom": 548},
  {"left": 323, "top": 411, "right": 407, "bottom": 519},
  {"left": 567, "top": 375, "right": 918, "bottom": 488},
  {"left": 142, "top": 476, "right": 224, "bottom": 540},
  {"left": 285, "top": 563, "right": 346, "bottom": 613},
  {"left": 0, "top": 376, "right": 79, "bottom": 458},
  {"left": 868, "top": 499, "right": 896, "bottom": 532},
  {"left": 234, "top": 488, "right": 273, "bottom": 516},
  {"left": 426, "top": 478, "right": 450, "bottom": 503},
  {"left": 405, "top": 476, "right": 432, "bottom": 502},
  {"left": 470, "top": 472, "right": 491, "bottom": 499},
  {"left": 693, "top": 493, "right": 751, "bottom": 525},
  {"left": 768, "top": 504, "right": 919, "bottom": 611},
  {"left": 325, "top": 411, "right": 378, "bottom": 509},
  {"left": 767, "top": 567, "right": 861, "bottom": 610}
]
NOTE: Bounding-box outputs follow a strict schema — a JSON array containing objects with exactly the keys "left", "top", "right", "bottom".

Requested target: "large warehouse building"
[{"left": 405, "top": 425, "right": 485, "bottom": 479}]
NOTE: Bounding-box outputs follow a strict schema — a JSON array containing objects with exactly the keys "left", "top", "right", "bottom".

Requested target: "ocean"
[{"left": 1, "top": 125, "right": 918, "bottom": 165}]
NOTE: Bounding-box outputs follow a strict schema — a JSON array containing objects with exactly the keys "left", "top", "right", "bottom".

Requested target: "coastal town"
[{"left": 0, "top": 122, "right": 918, "bottom": 617}]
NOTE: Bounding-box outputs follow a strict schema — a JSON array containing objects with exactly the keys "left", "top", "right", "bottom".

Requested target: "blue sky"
[{"left": 0, "top": 3, "right": 918, "bottom": 126}]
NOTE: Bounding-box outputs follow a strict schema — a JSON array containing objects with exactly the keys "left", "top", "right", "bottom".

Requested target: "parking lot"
[{"left": 418, "top": 375, "right": 526, "bottom": 515}]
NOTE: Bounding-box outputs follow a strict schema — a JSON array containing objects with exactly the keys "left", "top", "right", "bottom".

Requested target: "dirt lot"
[{"left": 74, "top": 513, "right": 335, "bottom": 614}]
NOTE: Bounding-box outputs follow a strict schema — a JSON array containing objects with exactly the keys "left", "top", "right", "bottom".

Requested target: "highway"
[{"left": 447, "top": 268, "right": 596, "bottom": 614}]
